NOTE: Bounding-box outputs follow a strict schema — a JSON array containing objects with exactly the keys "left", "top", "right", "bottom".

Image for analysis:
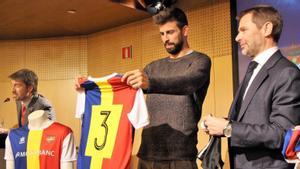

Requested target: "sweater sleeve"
[{"left": 145, "top": 54, "right": 211, "bottom": 95}]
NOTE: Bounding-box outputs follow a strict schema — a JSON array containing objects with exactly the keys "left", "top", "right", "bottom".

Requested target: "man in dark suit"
[
  {"left": 9, "top": 69, "right": 55, "bottom": 127},
  {"left": 203, "top": 5, "right": 300, "bottom": 169}
]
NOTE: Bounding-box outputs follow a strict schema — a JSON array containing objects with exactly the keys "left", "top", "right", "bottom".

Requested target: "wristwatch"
[{"left": 223, "top": 121, "right": 232, "bottom": 137}]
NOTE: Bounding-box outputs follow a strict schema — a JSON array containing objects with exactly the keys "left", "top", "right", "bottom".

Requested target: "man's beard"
[{"left": 164, "top": 40, "right": 183, "bottom": 55}]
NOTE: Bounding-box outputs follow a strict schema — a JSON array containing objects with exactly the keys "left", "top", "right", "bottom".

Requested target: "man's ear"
[
  {"left": 182, "top": 25, "right": 189, "bottom": 37},
  {"left": 262, "top": 21, "right": 273, "bottom": 37},
  {"left": 27, "top": 85, "right": 34, "bottom": 96}
]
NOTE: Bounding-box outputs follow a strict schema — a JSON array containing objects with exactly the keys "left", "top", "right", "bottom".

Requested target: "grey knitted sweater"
[{"left": 137, "top": 51, "right": 211, "bottom": 160}]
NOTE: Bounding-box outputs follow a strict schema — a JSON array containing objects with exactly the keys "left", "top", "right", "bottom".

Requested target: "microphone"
[{"left": 3, "top": 98, "right": 10, "bottom": 103}]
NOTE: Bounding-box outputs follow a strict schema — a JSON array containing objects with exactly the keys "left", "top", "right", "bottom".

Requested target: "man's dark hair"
[
  {"left": 153, "top": 7, "right": 188, "bottom": 29},
  {"left": 9, "top": 69, "right": 38, "bottom": 94},
  {"left": 237, "top": 5, "right": 283, "bottom": 43}
]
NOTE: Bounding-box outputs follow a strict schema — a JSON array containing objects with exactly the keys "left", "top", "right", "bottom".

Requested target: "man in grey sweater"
[{"left": 122, "top": 7, "right": 211, "bottom": 169}]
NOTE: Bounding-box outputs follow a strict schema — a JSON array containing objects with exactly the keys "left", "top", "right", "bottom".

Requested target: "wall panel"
[
  {"left": 0, "top": 36, "right": 87, "bottom": 147},
  {"left": 0, "top": 41, "right": 26, "bottom": 82},
  {"left": 88, "top": 23, "right": 143, "bottom": 76},
  {"left": 25, "top": 37, "right": 87, "bottom": 80}
]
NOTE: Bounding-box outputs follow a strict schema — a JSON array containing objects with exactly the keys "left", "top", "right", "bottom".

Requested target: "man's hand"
[
  {"left": 202, "top": 115, "right": 229, "bottom": 136},
  {"left": 294, "top": 126, "right": 300, "bottom": 130},
  {"left": 0, "top": 128, "right": 9, "bottom": 134},
  {"left": 75, "top": 75, "right": 87, "bottom": 92},
  {"left": 121, "top": 69, "right": 149, "bottom": 89}
]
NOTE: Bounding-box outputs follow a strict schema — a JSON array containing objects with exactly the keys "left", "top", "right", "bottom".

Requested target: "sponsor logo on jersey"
[
  {"left": 19, "top": 137, "right": 25, "bottom": 144},
  {"left": 15, "top": 150, "right": 55, "bottom": 158},
  {"left": 46, "top": 135, "right": 56, "bottom": 144}
]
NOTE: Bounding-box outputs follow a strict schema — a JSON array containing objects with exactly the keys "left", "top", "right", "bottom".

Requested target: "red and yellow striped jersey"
[
  {"left": 5, "top": 122, "right": 76, "bottom": 169},
  {"left": 76, "top": 73, "right": 149, "bottom": 169}
]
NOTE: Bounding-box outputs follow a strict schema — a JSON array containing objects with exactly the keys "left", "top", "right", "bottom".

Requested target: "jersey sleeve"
[
  {"left": 4, "top": 135, "right": 14, "bottom": 161},
  {"left": 60, "top": 132, "right": 77, "bottom": 162},
  {"left": 75, "top": 91, "right": 86, "bottom": 119},
  {"left": 282, "top": 128, "right": 300, "bottom": 163},
  {"left": 127, "top": 88, "right": 149, "bottom": 129}
]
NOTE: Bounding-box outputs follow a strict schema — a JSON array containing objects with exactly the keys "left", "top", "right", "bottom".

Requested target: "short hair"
[
  {"left": 153, "top": 7, "right": 188, "bottom": 29},
  {"left": 237, "top": 5, "right": 283, "bottom": 43},
  {"left": 9, "top": 69, "right": 38, "bottom": 94}
]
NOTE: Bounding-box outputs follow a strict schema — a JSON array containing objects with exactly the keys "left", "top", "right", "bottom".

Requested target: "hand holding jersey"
[{"left": 121, "top": 69, "right": 149, "bottom": 89}]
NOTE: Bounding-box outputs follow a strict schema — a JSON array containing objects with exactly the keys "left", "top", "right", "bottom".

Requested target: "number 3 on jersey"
[{"left": 85, "top": 104, "right": 123, "bottom": 158}]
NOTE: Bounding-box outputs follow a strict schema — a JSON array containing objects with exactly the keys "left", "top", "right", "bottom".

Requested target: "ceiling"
[{"left": 0, "top": 0, "right": 209, "bottom": 40}]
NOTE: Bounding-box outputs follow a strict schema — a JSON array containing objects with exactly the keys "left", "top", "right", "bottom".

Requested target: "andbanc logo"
[
  {"left": 15, "top": 150, "right": 55, "bottom": 158},
  {"left": 46, "top": 135, "right": 56, "bottom": 144},
  {"left": 19, "top": 137, "right": 25, "bottom": 144}
]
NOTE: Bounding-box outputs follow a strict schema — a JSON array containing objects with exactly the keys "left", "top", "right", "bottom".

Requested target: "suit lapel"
[
  {"left": 26, "top": 94, "right": 39, "bottom": 117},
  {"left": 237, "top": 69, "right": 268, "bottom": 121},
  {"left": 236, "top": 51, "right": 283, "bottom": 121}
]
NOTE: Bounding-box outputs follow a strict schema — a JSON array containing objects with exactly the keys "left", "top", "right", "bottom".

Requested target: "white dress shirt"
[{"left": 243, "top": 46, "right": 279, "bottom": 99}]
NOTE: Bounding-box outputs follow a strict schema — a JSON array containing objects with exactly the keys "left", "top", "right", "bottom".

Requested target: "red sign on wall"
[{"left": 122, "top": 46, "right": 132, "bottom": 59}]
